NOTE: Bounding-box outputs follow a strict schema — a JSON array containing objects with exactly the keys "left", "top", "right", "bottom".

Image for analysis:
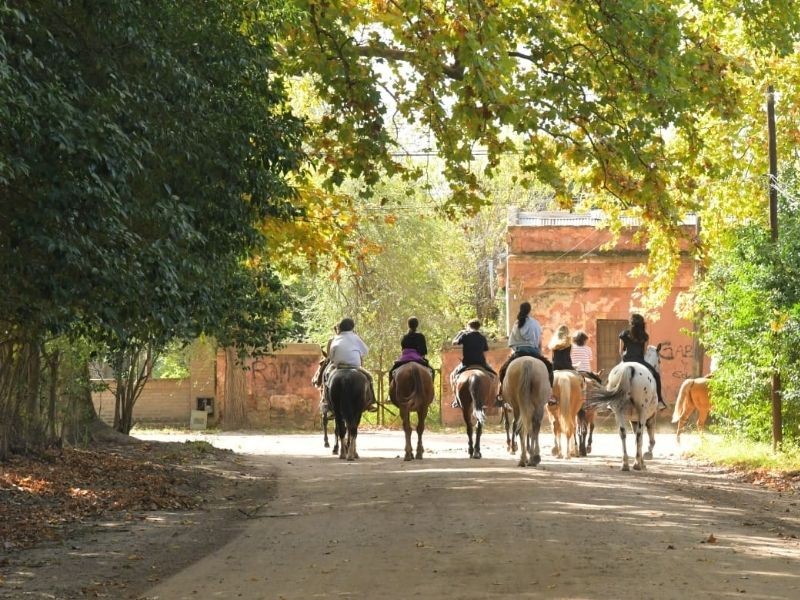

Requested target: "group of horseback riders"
[{"left": 314, "top": 306, "right": 666, "bottom": 413}]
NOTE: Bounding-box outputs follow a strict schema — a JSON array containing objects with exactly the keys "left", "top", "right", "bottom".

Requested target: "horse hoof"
[
  {"left": 587, "top": 446, "right": 592, "bottom": 454},
  {"left": 472, "top": 452, "right": 482, "bottom": 459},
  {"left": 633, "top": 463, "right": 643, "bottom": 471},
  {"left": 415, "top": 453, "right": 423, "bottom": 460},
  {"left": 332, "top": 448, "right": 338, "bottom": 455},
  {"left": 518, "top": 459, "right": 527, "bottom": 467},
  {"left": 404, "top": 454, "right": 413, "bottom": 462},
  {"left": 324, "top": 442, "right": 330, "bottom": 448},
  {"left": 531, "top": 455, "right": 541, "bottom": 467},
  {"left": 621, "top": 464, "right": 630, "bottom": 471},
  {"left": 551, "top": 447, "right": 559, "bottom": 456},
  {"left": 643, "top": 452, "right": 653, "bottom": 460},
  {"left": 347, "top": 456, "right": 355, "bottom": 462}
]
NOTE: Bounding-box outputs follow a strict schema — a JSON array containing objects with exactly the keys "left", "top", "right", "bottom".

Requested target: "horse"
[
  {"left": 503, "top": 356, "right": 550, "bottom": 467},
  {"left": 390, "top": 362, "right": 435, "bottom": 461},
  {"left": 546, "top": 370, "right": 584, "bottom": 459},
  {"left": 454, "top": 368, "right": 497, "bottom": 459},
  {"left": 587, "top": 362, "right": 658, "bottom": 471},
  {"left": 312, "top": 357, "right": 337, "bottom": 453},
  {"left": 672, "top": 377, "right": 712, "bottom": 442},
  {"left": 327, "top": 367, "right": 371, "bottom": 461}
]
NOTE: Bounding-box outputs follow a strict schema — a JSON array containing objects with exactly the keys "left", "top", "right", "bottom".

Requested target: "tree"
[
  {"left": 1, "top": 0, "right": 305, "bottom": 450},
  {"left": 695, "top": 170, "right": 800, "bottom": 444},
  {"left": 277, "top": 1, "right": 800, "bottom": 307}
]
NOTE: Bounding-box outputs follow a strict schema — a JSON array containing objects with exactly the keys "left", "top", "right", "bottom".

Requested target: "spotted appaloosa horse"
[
  {"left": 454, "top": 368, "right": 496, "bottom": 459},
  {"left": 503, "top": 356, "right": 550, "bottom": 467},
  {"left": 546, "top": 370, "right": 584, "bottom": 459},
  {"left": 588, "top": 362, "right": 658, "bottom": 471},
  {"left": 672, "top": 377, "right": 712, "bottom": 442},
  {"left": 390, "top": 362, "right": 434, "bottom": 461},
  {"left": 327, "top": 367, "right": 371, "bottom": 461}
]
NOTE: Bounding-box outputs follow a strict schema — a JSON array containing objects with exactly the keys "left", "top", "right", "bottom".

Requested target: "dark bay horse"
[
  {"left": 503, "top": 356, "right": 550, "bottom": 467},
  {"left": 390, "top": 362, "right": 434, "bottom": 461},
  {"left": 454, "top": 368, "right": 496, "bottom": 459},
  {"left": 327, "top": 367, "right": 371, "bottom": 461}
]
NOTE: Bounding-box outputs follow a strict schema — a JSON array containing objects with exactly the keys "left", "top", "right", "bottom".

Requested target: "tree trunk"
[
  {"left": 222, "top": 347, "right": 249, "bottom": 430},
  {"left": 62, "top": 360, "right": 137, "bottom": 446}
]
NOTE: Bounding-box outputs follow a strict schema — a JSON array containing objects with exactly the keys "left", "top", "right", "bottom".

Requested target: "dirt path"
[{"left": 135, "top": 430, "right": 800, "bottom": 600}]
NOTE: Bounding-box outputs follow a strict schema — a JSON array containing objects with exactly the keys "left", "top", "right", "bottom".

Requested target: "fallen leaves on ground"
[
  {"left": 736, "top": 468, "right": 800, "bottom": 492},
  {"left": 0, "top": 444, "right": 214, "bottom": 549}
]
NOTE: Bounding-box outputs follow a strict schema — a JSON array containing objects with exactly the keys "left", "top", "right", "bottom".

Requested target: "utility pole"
[{"left": 767, "top": 85, "right": 782, "bottom": 450}]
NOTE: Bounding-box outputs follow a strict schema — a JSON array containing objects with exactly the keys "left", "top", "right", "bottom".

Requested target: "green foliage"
[
  {"left": 1, "top": 0, "right": 306, "bottom": 446},
  {"left": 697, "top": 171, "right": 800, "bottom": 443}
]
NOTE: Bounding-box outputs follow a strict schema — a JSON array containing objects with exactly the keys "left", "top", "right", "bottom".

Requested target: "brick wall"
[{"left": 215, "top": 343, "right": 323, "bottom": 430}]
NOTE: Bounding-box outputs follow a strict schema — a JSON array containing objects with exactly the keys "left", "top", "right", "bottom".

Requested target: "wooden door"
[{"left": 596, "top": 319, "right": 628, "bottom": 380}]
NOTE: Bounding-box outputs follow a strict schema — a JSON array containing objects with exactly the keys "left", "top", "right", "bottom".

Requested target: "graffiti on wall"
[{"left": 654, "top": 341, "right": 695, "bottom": 381}]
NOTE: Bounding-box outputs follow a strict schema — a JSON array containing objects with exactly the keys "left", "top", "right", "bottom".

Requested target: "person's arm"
[
  {"left": 452, "top": 331, "right": 465, "bottom": 345},
  {"left": 618, "top": 339, "right": 624, "bottom": 358},
  {"left": 419, "top": 334, "right": 428, "bottom": 357},
  {"left": 482, "top": 335, "right": 489, "bottom": 352}
]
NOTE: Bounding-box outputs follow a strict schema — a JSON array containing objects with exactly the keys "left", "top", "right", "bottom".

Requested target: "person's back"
[
  {"left": 454, "top": 329, "right": 488, "bottom": 367},
  {"left": 401, "top": 330, "right": 428, "bottom": 357},
  {"left": 329, "top": 330, "right": 368, "bottom": 367}
]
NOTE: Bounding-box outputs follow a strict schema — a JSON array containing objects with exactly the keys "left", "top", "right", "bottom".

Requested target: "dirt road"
[{"left": 135, "top": 430, "right": 800, "bottom": 600}]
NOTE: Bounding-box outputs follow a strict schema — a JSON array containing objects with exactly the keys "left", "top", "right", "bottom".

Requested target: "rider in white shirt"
[{"left": 325, "top": 318, "right": 376, "bottom": 409}]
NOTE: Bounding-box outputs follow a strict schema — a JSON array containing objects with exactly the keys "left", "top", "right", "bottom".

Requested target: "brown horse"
[
  {"left": 390, "top": 362, "right": 435, "bottom": 461},
  {"left": 503, "top": 356, "right": 550, "bottom": 467},
  {"left": 672, "top": 377, "right": 712, "bottom": 442},
  {"left": 454, "top": 368, "right": 497, "bottom": 459},
  {"left": 546, "top": 370, "right": 584, "bottom": 459}
]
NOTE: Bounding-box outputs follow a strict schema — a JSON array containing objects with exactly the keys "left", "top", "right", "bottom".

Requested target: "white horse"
[{"left": 588, "top": 360, "right": 658, "bottom": 471}]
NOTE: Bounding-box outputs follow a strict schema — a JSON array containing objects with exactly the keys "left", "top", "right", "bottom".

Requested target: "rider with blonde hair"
[{"left": 548, "top": 324, "right": 574, "bottom": 371}]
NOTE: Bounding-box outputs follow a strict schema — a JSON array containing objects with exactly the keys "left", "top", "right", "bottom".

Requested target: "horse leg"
[
  {"left": 335, "top": 415, "right": 347, "bottom": 460},
  {"left": 530, "top": 405, "right": 543, "bottom": 467},
  {"left": 615, "top": 412, "right": 630, "bottom": 471},
  {"left": 643, "top": 415, "right": 656, "bottom": 460},
  {"left": 587, "top": 419, "right": 595, "bottom": 454},
  {"left": 551, "top": 416, "right": 562, "bottom": 458},
  {"left": 465, "top": 419, "right": 474, "bottom": 458},
  {"left": 697, "top": 403, "right": 709, "bottom": 435},
  {"left": 576, "top": 409, "right": 587, "bottom": 457},
  {"left": 415, "top": 406, "right": 427, "bottom": 460},
  {"left": 511, "top": 411, "right": 519, "bottom": 454},
  {"left": 632, "top": 420, "right": 645, "bottom": 471},
  {"left": 517, "top": 420, "right": 528, "bottom": 467},
  {"left": 323, "top": 411, "right": 330, "bottom": 448},
  {"left": 400, "top": 406, "right": 414, "bottom": 461},
  {"left": 473, "top": 420, "right": 483, "bottom": 459},
  {"left": 346, "top": 420, "right": 358, "bottom": 461}
]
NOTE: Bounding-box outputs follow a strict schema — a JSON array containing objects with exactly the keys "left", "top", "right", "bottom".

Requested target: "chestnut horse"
[
  {"left": 588, "top": 362, "right": 657, "bottom": 471},
  {"left": 454, "top": 368, "right": 497, "bottom": 459},
  {"left": 503, "top": 357, "right": 550, "bottom": 467},
  {"left": 546, "top": 370, "right": 584, "bottom": 459},
  {"left": 390, "top": 362, "right": 435, "bottom": 461},
  {"left": 327, "top": 367, "right": 371, "bottom": 461},
  {"left": 672, "top": 377, "right": 712, "bottom": 442}
]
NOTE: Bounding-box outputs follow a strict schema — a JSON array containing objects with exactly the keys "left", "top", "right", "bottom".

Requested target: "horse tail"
[
  {"left": 469, "top": 374, "right": 486, "bottom": 425},
  {"left": 555, "top": 374, "right": 573, "bottom": 437},
  {"left": 586, "top": 364, "right": 633, "bottom": 410},
  {"left": 672, "top": 379, "right": 693, "bottom": 423},
  {"left": 515, "top": 359, "right": 535, "bottom": 426},
  {"left": 405, "top": 364, "right": 424, "bottom": 409}
]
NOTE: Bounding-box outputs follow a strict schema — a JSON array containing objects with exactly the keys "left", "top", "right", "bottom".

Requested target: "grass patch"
[{"left": 689, "top": 435, "right": 800, "bottom": 473}]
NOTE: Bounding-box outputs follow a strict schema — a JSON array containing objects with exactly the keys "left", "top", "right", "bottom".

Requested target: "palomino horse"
[
  {"left": 588, "top": 362, "right": 658, "bottom": 471},
  {"left": 672, "top": 377, "right": 712, "bottom": 442},
  {"left": 327, "top": 367, "right": 371, "bottom": 461},
  {"left": 390, "top": 362, "right": 435, "bottom": 461},
  {"left": 312, "top": 358, "right": 336, "bottom": 453},
  {"left": 503, "top": 356, "right": 550, "bottom": 467},
  {"left": 454, "top": 368, "right": 496, "bottom": 459},
  {"left": 546, "top": 370, "right": 584, "bottom": 459}
]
